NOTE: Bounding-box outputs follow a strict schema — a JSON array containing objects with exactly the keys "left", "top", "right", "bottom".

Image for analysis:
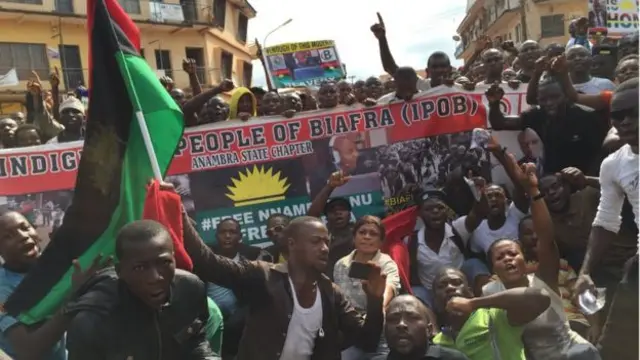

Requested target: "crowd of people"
[{"left": 0, "top": 9, "right": 638, "bottom": 360}]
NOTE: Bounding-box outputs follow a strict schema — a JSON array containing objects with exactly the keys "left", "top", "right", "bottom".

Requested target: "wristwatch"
[{"left": 531, "top": 192, "right": 545, "bottom": 201}]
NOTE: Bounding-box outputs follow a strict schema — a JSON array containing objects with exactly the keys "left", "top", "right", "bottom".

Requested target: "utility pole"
[
  {"left": 51, "top": 16, "right": 66, "bottom": 89},
  {"left": 519, "top": 0, "right": 529, "bottom": 40}
]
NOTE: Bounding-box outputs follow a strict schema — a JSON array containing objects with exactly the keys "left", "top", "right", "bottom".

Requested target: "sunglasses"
[{"left": 266, "top": 225, "right": 285, "bottom": 236}]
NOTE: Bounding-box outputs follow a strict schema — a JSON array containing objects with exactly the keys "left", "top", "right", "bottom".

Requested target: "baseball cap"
[{"left": 324, "top": 197, "right": 351, "bottom": 215}]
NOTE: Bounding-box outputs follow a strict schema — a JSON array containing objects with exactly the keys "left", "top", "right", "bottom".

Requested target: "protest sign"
[
  {"left": 589, "top": 0, "right": 639, "bottom": 35},
  {"left": 0, "top": 85, "right": 529, "bottom": 246},
  {"left": 264, "top": 40, "right": 345, "bottom": 88}
]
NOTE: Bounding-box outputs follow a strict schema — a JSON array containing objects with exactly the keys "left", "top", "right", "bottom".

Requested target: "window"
[
  {"left": 119, "top": 0, "right": 140, "bottom": 14},
  {"left": 0, "top": 0, "right": 42, "bottom": 4},
  {"left": 0, "top": 42, "right": 49, "bottom": 80},
  {"left": 154, "top": 49, "right": 173, "bottom": 79},
  {"left": 515, "top": 23, "right": 522, "bottom": 43},
  {"left": 220, "top": 51, "right": 233, "bottom": 80},
  {"left": 213, "top": 0, "right": 226, "bottom": 29},
  {"left": 540, "top": 15, "right": 564, "bottom": 38},
  {"left": 237, "top": 13, "right": 248, "bottom": 43},
  {"left": 243, "top": 62, "right": 252, "bottom": 87},
  {"left": 59, "top": 45, "right": 84, "bottom": 89},
  {"left": 55, "top": 0, "right": 73, "bottom": 13},
  {"left": 185, "top": 47, "right": 206, "bottom": 82}
]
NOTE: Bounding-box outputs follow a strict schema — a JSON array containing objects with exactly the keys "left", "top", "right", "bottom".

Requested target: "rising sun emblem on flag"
[{"left": 226, "top": 165, "right": 290, "bottom": 207}]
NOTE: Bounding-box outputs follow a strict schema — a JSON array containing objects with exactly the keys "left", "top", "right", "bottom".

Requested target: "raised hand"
[
  {"left": 327, "top": 171, "right": 351, "bottom": 188},
  {"left": 216, "top": 79, "right": 235, "bottom": 92},
  {"left": 50, "top": 67, "right": 60, "bottom": 88},
  {"left": 462, "top": 82, "right": 476, "bottom": 91},
  {"left": 446, "top": 296, "right": 475, "bottom": 316},
  {"left": 484, "top": 82, "right": 504, "bottom": 104},
  {"left": 282, "top": 109, "right": 296, "bottom": 118},
  {"left": 550, "top": 54, "right": 568, "bottom": 74},
  {"left": 370, "top": 12, "right": 386, "bottom": 39},
  {"left": 534, "top": 56, "right": 550, "bottom": 75},
  {"left": 71, "top": 254, "right": 113, "bottom": 294},
  {"left": 28, "top": 71, "right": 42, "bottom": 95},
  {"left": 507, "top": 153, "right": 538, "bottom": 192},
  {"left": 361, "top": 262, "right": 386, "bottom": 298},
  {"left": 558, "top": 167, "right": 586, "bottom": 189},
  {"left": 182, "top": 58, "right": 197, "bottom": 75}
]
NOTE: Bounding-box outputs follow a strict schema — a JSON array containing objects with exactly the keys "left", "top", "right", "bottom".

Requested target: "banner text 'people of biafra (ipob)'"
[{"left": 0, "top": 85, "right": 529, "bottom": 246}]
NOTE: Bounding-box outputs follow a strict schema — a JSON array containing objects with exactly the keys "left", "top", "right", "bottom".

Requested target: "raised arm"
[
  {"left": 336, "top": 263, "right": 385, "bottom": 352},
  {"left": 551, "top": 55, "right": 610, "bottom": 110},
  {"left": 370, "top": 13, "right": 399, "bottom": 76},
  {"left": 307, "top": 171, "right": 350, "bottom": 217},
  {"left": 183, "top": 59, "right": 203, "bottom": 96},
  {"left": 182, "top": 211, "right": 267, "bottom": 296},
  {"left": 511, "top": 160, "right": 559, "bottom": 292},
  {"left": 490, "top": 143, "right": 529, "bottom": 214},
  {"left": 451, "top": 175, "right": 490, "bottom": 238},
  {"left": 470, "top": 287, "right": 551, "bottom": 326},
  {"left": 255, "top": 40, "right": 275, "bottom": 92},
  {"left": 525, "top": 56, "right": 549, "bottom": 105},
  {"left": 485, "top": 84, "right": 524, "bottom": 131},
  {"left": 50, "top": 67, "right": 61, "bottom": 121},
  {"left": 182, "top": 80, "right": 235, "bottom": 126}
]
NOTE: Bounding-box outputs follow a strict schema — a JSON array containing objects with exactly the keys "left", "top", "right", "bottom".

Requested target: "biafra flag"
[{"left": 4, "top": 0, "right": 184, "bottom": 324}]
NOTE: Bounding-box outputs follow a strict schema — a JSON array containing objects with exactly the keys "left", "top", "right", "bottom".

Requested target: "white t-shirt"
[
  {"left": 46, "top": 136, "right": 59, "bottom": 144},
  {"left": 279, "top": 277, "right": 323, "bottom": 360},
  {"left": 573, "top": 77, "right": 616, "bottom": 95},
  {"left": 416, "top": 77, "right": 431, "bottom": 91},
  {"left": 593, "top": 144, "right": 640, "bottom": 234},
  {"left": 452, "top": 202, "right": 528, "bottom": 253},
  {"left": 410, "top": 223, "right": 465, "bottom": 290}
]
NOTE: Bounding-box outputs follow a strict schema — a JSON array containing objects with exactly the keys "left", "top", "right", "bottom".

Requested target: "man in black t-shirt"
[{"left": 486, "top": 79, "right": 608, "bottom": 175}]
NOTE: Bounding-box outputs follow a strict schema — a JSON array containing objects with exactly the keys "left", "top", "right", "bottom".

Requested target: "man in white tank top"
[
  {"left": 181, "top": 213, "right": 388, "bottom": 360},
  {"left": 574, "top": 78, "right": 639, "bottom": 360}
]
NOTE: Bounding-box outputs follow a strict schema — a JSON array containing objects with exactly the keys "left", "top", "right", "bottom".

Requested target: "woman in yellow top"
[{"left": 228, "top": 87, "right": 257, "bottom": 121}]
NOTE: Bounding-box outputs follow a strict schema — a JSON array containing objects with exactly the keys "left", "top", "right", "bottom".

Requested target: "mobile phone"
[{"left": 348, "top": 262, "right": 374, "bottom": 280}]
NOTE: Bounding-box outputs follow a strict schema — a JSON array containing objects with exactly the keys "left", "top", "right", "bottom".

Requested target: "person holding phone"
[{"left": 333, "top": 215, "right": 401, "bottom": 360}]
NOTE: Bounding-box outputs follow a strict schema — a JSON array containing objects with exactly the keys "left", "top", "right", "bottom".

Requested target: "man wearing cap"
[
  {"left": 308, "top": 171, "right": 354, "bottom": 279},
  {"left": 47, "top": 97, "right": 85, "bottom": 144},
  {"left": 384, "top": 189, "right": 489, "bottom": 308}
]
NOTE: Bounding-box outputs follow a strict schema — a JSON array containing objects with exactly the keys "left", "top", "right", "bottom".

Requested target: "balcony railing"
[{"left": 0, "top": 0, "right": 224, "bottom": 27}]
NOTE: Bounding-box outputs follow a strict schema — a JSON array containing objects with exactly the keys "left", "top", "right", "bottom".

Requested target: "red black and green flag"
[{"left": 4, "top": 0, "right": 184, "bottom": 323}]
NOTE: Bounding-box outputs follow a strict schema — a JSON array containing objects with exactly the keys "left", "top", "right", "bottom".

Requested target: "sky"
[{"left": 246, "top": 0, "right": 468, "bottom": 87}]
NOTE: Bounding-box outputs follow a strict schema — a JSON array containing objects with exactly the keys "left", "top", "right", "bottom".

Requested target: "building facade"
[
  {"left": 454, "top": 0, "right": 587, "bottom": 64},
  {"left": 0, "top": 0, "right": 256, "bottom": 114}
]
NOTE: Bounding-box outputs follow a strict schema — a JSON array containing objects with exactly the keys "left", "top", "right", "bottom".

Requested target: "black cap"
[
  {"left": 417, "top": 189, "right": 448, "bottom": 206},
  {"left": 324, "top": 197, "right": 351, "bottom": 215}
]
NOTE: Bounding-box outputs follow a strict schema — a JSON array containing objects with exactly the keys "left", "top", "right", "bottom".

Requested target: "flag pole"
[{"left": 101, "top": 0, "right": 164, "bottom": 181}]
